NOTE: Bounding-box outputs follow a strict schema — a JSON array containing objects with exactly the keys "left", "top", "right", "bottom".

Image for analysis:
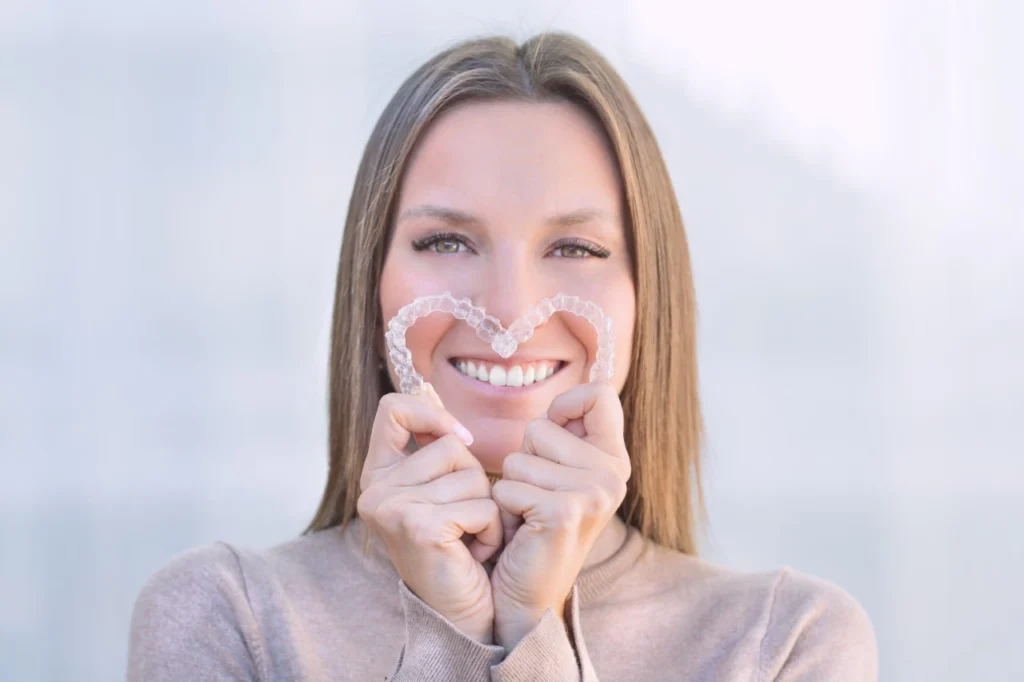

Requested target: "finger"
[
  {"left": 491, "top": 479, "right": 558, "bottom": 521},
  {"left": 521, "top": 417, "right": 622, "bottom": 474},
  {"left": 541, "top": 410, "right": 584, "bottom": 438},
  {"left": 502, "top": 451, "right": 583, "bottom": 491},
  {"left": 365, "top": 391, "right": 473, "bottom": 473},
  {"left": 563, "top": 417, "right": 587, "bottom": 439},
  {"left": 410, "top": 467, "right": 492, "bottom": 505},
  {"left": 388, "top": 434, "right": 482, "bottom": 487},
  {"left": 544, "top": 380, "right": 625, "bottom": 456},
  {"left": 437, "top": 498, "right": 502, "bottom": 562}
]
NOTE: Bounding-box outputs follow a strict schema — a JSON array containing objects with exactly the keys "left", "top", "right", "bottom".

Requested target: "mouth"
[{"left": 446, "top": 356, "right": 568, "bottom": 392}]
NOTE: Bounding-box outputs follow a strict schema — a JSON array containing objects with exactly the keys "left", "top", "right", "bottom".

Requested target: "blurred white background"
[{"left": 2, "top": 1, "right": 1021, "bottom": 680}]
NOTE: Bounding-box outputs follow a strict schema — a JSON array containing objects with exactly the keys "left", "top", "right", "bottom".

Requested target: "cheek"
[
  {"left": 599, "top": 282, "right": 635, "bottom": 389},
  {"left": 402, "top": 316, "right": 450, "bottom": 376},
  {"left": 380, "top": 256, "right": 423, "bottom": 319},
  {"left": 380, "top": 251, "right": 480, "bottom": 324},
  {"left": 563, "top": 284, "right": 635, "bottom": 372},
  {"left": 614, "top": 291, "right": 635, "bottom": 386},
  {"left": 379, "top": 258, "right": 452, "bottom": 378}
]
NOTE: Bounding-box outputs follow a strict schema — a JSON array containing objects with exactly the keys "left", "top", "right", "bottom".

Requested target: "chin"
[{"left": 462, "top": 417, "right": 529, "bottom": 474}]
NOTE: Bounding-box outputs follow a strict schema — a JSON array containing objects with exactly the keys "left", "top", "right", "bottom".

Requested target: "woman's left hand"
[{"left": 490, "top": 380, "right": 631, "bottom": 650}]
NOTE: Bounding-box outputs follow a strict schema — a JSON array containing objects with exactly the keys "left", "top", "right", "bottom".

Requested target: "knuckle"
[
  {"left": 582, "top": 489, "right": 608, "bottom": 519},
  {"left": 404, "top": 513, "right": 443, "bottom": 549},
  {"left": 373, "top": 494, "right": 408, "bottom": 533},
  {"left": 468, "top": 470, "right": 493, "bottom": 498},
  {"left": 501, "top": 452, "right": 526, "bottom": 479},
  {"left": 442, "top": 431, "right": 466, "bottom": 450},
  {"left": 378, "top": 392, "right": 399, "bottom": 412},
  {"left": 440, "top": 434, "right": 479, "bottom": 470},
  {"left": 548, "top": 498, "right": 583, "bottom": 529},
  {"left": 437, "top": 433, "right": 464, "bottom": 463},
  {"left": 599, "top": 469, "right": 628, "bottom": 502},
  {"left": 524, "top": 418, "right": 546, "bottom": 446},
  {"left": 584, "top": 477, "right": 618, "bottom": 516}
]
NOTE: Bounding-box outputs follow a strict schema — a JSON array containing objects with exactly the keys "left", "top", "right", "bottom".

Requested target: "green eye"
[
  {"left": 412, "top": 232, "right": 610, "bottom": 259},
  {"left": 551, "top": 239, "right": 610, "bottom": 259},
  {"left": 411, "top": 232, "right": 472, "bottom": 255},
  {"left": 556, "top": 245, "right": 588, "bottom": 258}
]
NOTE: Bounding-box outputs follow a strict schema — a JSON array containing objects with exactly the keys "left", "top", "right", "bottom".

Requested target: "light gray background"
[{"left": 2, "top": 1, "right": 1021, "bottom": 680}]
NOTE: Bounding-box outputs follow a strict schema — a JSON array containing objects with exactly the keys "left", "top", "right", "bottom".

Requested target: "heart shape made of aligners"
[{"left": 384, "top": 291, "right": 615, "bottom": 395}]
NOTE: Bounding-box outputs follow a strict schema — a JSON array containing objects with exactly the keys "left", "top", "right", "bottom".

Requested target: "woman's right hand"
[{"left": 357, "top": 383, "right": 502, "bottom": 645}]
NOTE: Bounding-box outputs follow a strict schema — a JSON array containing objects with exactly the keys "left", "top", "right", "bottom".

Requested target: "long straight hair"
[{"left": 304, "top": 32, "right": 706, "bottom": 555}]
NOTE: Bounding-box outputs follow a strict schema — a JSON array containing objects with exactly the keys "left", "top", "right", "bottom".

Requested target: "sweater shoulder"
[
  {"left": 133, "top": 523, "right": 375, "bottom": 619},
  {"left": 635, "top": 541, "right": 874, "bottom": 627},
  {"left": 757, "top": 567, "right": 878, "bottom": 679},
  {"left": 128, "top": 542, "right": 266, "bottom": 680},
  {"left": 615, "top": 542, "right": 877, "bottom": 679},
  {"left": 132, "top": 541, "right": 253, "bottom": 619}
]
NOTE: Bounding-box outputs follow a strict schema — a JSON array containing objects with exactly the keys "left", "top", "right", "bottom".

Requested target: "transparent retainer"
[{"left": 384, "top": 292, "right": 615, "bottom": 395}]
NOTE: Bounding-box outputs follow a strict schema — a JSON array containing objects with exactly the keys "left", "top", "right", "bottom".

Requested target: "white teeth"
[
  {"left": 453, "top": 359, "right": 560, "bottom": 386},
  {"left": 489, "top": 365, "right": 507, "bottom": 386}
]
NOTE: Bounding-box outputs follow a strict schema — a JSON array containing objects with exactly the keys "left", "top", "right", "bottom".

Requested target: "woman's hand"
[
  {"left": 357, "top": 384, "right": 503, "bottom": 645},
  {"left": 489, "top": 380, "right": 631, "bottom": 650}
]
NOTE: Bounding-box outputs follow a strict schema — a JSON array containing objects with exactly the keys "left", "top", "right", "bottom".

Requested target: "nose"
[{"left": 473, "top": 245, "right": 541, "bottom": 330}]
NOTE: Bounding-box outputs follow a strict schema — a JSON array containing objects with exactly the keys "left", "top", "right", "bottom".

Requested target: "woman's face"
[{"left": 380, "top": 99, "right": 635, "bottom": 474}]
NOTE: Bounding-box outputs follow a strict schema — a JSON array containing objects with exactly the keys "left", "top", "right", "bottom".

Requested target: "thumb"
[
  {"left": 541, "top": 410, "right": 586, "bottom": 438},
  {"left": 499, "top": 507, "right": 522, "bottom": 549},
  {"left": 545, "top": 381, "right": 624, "bottom": 453}
]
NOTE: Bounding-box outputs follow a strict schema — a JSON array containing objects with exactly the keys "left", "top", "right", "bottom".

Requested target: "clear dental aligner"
[{"left": 384, "top": 292, "right": 615, "bottom": 395}]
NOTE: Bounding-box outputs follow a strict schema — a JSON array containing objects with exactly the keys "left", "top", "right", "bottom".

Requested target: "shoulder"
[
  {"left": 127, "top": 527, "right": 366, "bottom": 681},
  {"left": 628, "top": 543, "right": 877, "bottom": 680},
  {"left": 132, "top": 527, "right": 350, "bottom": 616},
  {"left": 128, "top": 542, "right": 266, "bottom": 680},
  {"left": 757, "top": 567, "right": 878, "bottom": 679},
  {"left": 132, "top": 541, "right": 252, "bottom": 624}
]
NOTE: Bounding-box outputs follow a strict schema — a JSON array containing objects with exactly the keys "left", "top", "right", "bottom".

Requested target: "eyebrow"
[{"left": 397, "top": 204, "right": 617, "bottom": 229}]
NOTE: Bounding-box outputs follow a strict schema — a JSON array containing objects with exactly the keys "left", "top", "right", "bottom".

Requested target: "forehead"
[{"left": 397, "top": 100, "right": 623, "bottom": 224}]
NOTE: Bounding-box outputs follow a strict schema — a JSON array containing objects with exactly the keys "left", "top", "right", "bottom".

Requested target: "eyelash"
[{"left": 410, "top": 231, "right": 611, "bottom": 259}]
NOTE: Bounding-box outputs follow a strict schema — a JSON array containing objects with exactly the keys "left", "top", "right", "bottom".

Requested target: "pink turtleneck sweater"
[{"left": 127, "top": 517, "right": 877, "bottom": 680}]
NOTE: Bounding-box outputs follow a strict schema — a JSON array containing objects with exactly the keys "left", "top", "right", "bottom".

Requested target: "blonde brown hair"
[{"left": 304, "top": 32, "right": 706, "bottom": 555}]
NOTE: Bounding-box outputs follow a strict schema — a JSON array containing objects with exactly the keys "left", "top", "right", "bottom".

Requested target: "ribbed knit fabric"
[{"left": 127, "top": 518, "right": 877, "bottom": 681}]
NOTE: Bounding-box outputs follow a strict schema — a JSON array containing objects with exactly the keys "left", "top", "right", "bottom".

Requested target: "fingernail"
[{"left": 454, "top": 421, "right": 474, "bottom": 446}]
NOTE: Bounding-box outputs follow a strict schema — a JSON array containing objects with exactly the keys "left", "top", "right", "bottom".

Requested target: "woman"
[{"left": 128, "top": 32, "right": 878, "bottom": 681}]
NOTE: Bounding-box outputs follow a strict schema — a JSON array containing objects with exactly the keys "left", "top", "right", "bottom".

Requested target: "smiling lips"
[{"left": 451, "top": 358, "right": 566, "bottom": 387}]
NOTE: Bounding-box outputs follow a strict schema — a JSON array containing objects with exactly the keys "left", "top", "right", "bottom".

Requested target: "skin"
[{"left": 367, "top": 99, "right": 636, "bottom": 650}]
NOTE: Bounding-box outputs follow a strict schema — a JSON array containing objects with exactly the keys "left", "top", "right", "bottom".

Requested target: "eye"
[
  {"left": 411, "top": 231, "right": 473, "bottom": 255},
  {"left": 411, "top": 232, "right": 610, "bottom": 259},
  {"left": 550, "top": 238, "right": 611, "bottom": 259}
]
